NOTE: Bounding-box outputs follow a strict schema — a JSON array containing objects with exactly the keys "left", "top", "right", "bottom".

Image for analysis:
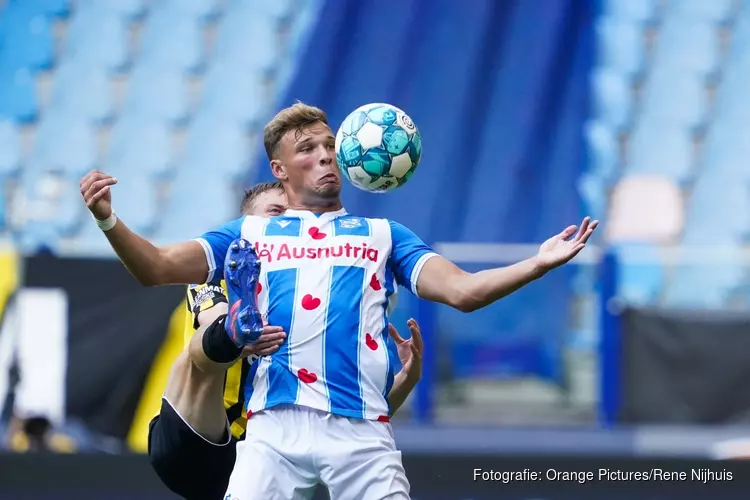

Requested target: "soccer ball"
[{"left": 335, "top": 103, "right": 422, "bottom": 193}]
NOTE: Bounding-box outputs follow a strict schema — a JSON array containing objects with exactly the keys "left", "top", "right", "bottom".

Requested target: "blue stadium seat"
[
  {"left": 165, "top": 0, "right": 219, "bottom": 19},
  {"left": 603, "top": 0, "right": 658, "bottom": 23},
  {"left": 15, "top": 220, "right": 61, "bottom": 253},
  {"left": 74, "top": 0, "right": 145, "bottom": 19},
  {"left": 668, "top": 0, "right": 734, "bottom": 23},
  {"left": 107, "top": 115, "right": 172, "bottom": 178},
  {"left": 713, "top": 60, "right": 750, "bottom": 124},
  {"left": 198, "top": 62, "right": 265, "bottom": 125},
  {"left": 730, "top": 14, "right": 750, "bottom": 58},
  {"left": 138, "top": 5, "right": 203, "bottom": 72},
  {"left": 183, "top": 116, "right": 249, "bottom": 178},
  {"left": 229, "top": 0, "right": 294, "bottom": 23},
  {"left": 596, "top": 17, "right": 645, "bottom": 75},
  {"left": 122, "top": 64, "right": 188, "bottom": 124},
  {"left": 651, "top": 18, "right": 719, "bottom": 74},
  {"left": 33, "top": 113, "right": 97, "bottom": 177},
  {"left": 639, "top": 67, "right": 706, "bottom": 127},
  {"left": 158, "top": 171, "right": 237, "bottom": 242},
  {"left": 584, "top": 120, "right": 619, "bottom": 183},
  {"left": 110, "top": 174, "right": 157, "bottom": 235},
  {"left": 35, "top": 0, "right": 71, "bottom": 18},
  {"left": 48, "top": 60, "right": 113, "bottom": 123},
  {"left": 627, "top": 121, "right": 693, "bottom": 183},
  {"left": 0, "top": 189, "right": 5, "bottom": 231},
  {"left": 65, "top": 5, "right": 128, "bottom": 71},
  {"left": 0, "top": 68, "right": 37, "bottom": 123},
  {"left": 664, "top": 250, "right": 745, "bottom": 308},
  {"left": 614, "top": 244, "right": 664, "bottom": 306},
  {"left": 683, "top": 175, "right": 750, "bottom": 243},
  {"left": 212, "top": 11, "right": 278, "bottom": 71},
  {"left": 0, "top": 7, "right": 55, "bottom": 70},
  {"left": 701, "top": 120, "right": 750, "bottom": 182},
  {"left": 0, "top": 119, "right": 21, "bottom": 178},
  {"left": 592, "top": 68, "right": 632, "bottom": 131}
]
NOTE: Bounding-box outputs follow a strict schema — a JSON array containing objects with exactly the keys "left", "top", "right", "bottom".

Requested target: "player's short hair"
[
  {"left": 263, "top": 102, "right": 329, "bottom": 160},
  {"left": 241, "top": 181, "right": 283, "bottom": 214}
]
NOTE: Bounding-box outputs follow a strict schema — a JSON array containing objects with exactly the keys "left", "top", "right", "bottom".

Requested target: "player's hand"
[
  {"left": 388, "top": 319, "right": 423, "bottom": 384},
  {"left": 535, "top": 216, "right": 599, "bottom": 272},
  {"left": 241, "top": 325, "right": 286, "bottom": 358},
  {"left": 79, "top": 169, "right": 118, "bottom": 220}
]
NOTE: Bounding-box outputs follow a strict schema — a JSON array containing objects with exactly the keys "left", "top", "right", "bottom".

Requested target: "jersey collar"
[{"left": 285, "top": 207, "right": 348, "bottom": 222}]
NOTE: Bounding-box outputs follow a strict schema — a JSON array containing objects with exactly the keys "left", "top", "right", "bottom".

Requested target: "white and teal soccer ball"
[{"left": 335, "top": 103, "right": 422, "bottom": 193}]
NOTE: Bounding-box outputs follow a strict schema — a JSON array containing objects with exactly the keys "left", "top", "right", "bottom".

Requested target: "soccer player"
[
  {"left": 79, "top": 102, "right": 598, "bottom": 499},
  {"left": 146, "top": 181, "right": 425, "bottom": 500}
]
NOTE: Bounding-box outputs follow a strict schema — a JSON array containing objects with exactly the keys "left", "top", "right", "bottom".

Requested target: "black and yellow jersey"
[{"left": 185, "top": 281, "right": 251, "bottom": 440}]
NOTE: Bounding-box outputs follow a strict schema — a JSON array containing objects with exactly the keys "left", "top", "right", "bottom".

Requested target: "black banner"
[
  {"left": 21, "top": 255, "right": 184, "bottom": 441},
  {"left": 0, "top": 453, "right": 749, "bottom": 500},
  {"left": 620, "top": 307, "right": 750, "bottom": 424}
]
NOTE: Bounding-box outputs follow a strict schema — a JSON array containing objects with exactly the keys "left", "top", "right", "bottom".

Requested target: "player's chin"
[{"left": 316, "top": 183, "right": 341, "bottom": 198}]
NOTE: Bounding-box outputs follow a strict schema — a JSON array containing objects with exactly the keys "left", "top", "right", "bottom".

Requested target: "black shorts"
[{"left": 148, "top": 398, "right": 236, "bottom": 500}]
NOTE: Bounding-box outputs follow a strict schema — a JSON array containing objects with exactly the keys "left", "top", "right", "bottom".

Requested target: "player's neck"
[{"left": 287, "top": 202, "right": 343, "bottom": 215}]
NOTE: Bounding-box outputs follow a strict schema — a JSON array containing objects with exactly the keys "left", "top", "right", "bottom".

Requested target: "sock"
[{"left": 202, "top": 314, "right": 243, "bottom": 363}]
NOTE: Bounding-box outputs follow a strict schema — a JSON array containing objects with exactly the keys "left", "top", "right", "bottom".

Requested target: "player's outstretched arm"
[
  {"left": 416, "top": 217, "right": 599, "bottom": 313},
  {"left": 80, "top": 170, "right": 229, "bottom": 286},
  {"left": 387, "top": 319, "right": 423, "bottom": 415}
]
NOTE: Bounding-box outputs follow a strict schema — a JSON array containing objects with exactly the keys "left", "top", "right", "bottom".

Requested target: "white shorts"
[{"left": 224, "top": 404, "right": 410, "bottom": 500}]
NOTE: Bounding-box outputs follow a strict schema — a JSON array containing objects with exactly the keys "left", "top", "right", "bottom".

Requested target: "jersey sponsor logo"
[{"left": 254, "top": 241, "right": 379, "bottom": 263}]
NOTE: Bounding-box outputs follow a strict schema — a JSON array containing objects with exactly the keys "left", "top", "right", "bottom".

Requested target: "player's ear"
[{"left": 269, "top": 160, "right": 288, "bottom": 182}]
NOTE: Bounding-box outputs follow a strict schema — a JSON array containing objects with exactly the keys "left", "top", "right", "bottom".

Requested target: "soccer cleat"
[{"left": 223, "top": 238, "right": 264, "bottom": 346}]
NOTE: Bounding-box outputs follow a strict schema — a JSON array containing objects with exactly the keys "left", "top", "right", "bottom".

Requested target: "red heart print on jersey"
[
  {"left": 308, "top": 227, "right": 326, "bottom": 240},
  {"left": 301, "top": 294, "right": 321, "bottom": 310},
  {"left": 369, "top": 274, "right": 382, "bottom": 291},
  {"left": 298, "top": 368, "right": 318, "bottom": 384},
  {"left": 365, "top": 333, "right": 378, "bottom": 351},
  {"left": 256, "top": 282, "right": 262, "bottom": 295}
]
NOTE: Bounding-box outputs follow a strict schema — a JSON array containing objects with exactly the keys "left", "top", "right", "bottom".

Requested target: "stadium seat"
[
  {"left": 32, "top": 113, "right": 97, "bottom": 177},
  {"left": 110, "top": 174, "right": 157, "bottom": 235},
  {"left": 663, "top": 248, "right": 746, "bottom": 308},
  {"left": 48, "top": 60, "right": 113, "bottom": 123},
  {"left": 229, "top": 0, "right": 295, "bottom": 24},
  {"left": 74, "top": 0, "right": 146, "bottom": 19},
  {"left": 198, "top": 62, "right": 266, "bottom": 126},
  {"left": 15, "top": 220, "right": 61, "bottom": 254},
  {"left": 35, "top": 0, "right": 71, "bottom": 18},
  {"left": 0, "top": 189, "right": 5, "bottom": 231},
  {"left": 651, "top": 17, "right": 719, "bottom": 75},
  {"left": 65, "top": 6, "right": 129, "bottom": 71},
  {"left": 627, "top": 121, "right": 694, "bottom": 183},
  {"left": 713, "top": 60, "right": 750, "bottom": 124},
  {"left": 0, "top": 8, "right": 55, "bottom": 71},
  {"left": 602, "top": 0, "right": 658, "bottom": 24},
  {"left": 683, "top": 175, "right": 750, "bottom": 243},
  {"left": 0, "top": 68, "right": 38, "bottom": 123},
  {"left": 607, "top": 174, "right": 684, "bottom": 244},
  {"left": 183, "top": 116, "right": 250, "bottom": 178},
  {"left": 0, "top": 119, "right": 21, "bottom": 178},
  {"left": 158, "top": 171, "right": 238, "bottom": 242},
  {"left": 668, "top": 0, "right": 734, "bottom": 23},
  {"left": 121, "top": 64, "right": 188, "bottom": 124},
  {"left": 591, "top": 68, "right": 633, "bottom": 131},
  {"left": 137, "top": 6, "right": 203, "bottom": 73},
  {"left": 614, "top": 244, "right": 665, "bottom": 306},
  {"left": 584, "top": 120, "right": 619, "bottom": 183},
  {"left": 164, "top": 0, "right": 220, "bottom": 20},
  {"left": 639, "top": 66, "right": 706, "bottom": 128},
  {"left": 596, "top": 17, "right": 645, "bottom": 75},
  {"left": 701, "top": 120, "right": 750, "bottom": 182},
  {"left": 107, "top": 115, "right": 172, "bottom": 178},
  {"left": 212, "top": 11, "right": 278, "bottom": 71}
]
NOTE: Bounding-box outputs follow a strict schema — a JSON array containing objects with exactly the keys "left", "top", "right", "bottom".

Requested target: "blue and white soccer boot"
[{"left": 224, "top": 238, "right": 264, "bottom": 346}]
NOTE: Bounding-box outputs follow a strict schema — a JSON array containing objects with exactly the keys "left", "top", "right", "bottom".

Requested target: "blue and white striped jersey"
[{"left": 195, "top": 208, "right": 438, "bottom": 421}]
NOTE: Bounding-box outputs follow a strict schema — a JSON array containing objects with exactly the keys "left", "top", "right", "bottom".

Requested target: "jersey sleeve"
[
  {"left": 388, "top": 220, "right": 439, "bottom": 296},
  {"left": 193, "top": 217, "right": 245, "bottom": 283},
  {"left": 185, "top": 281, "right": 228, "bottom": 330}
]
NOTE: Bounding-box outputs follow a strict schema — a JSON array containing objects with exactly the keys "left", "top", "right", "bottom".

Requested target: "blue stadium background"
[{"left": 3, "top": 0, "right": 750, "bottom": 455}]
